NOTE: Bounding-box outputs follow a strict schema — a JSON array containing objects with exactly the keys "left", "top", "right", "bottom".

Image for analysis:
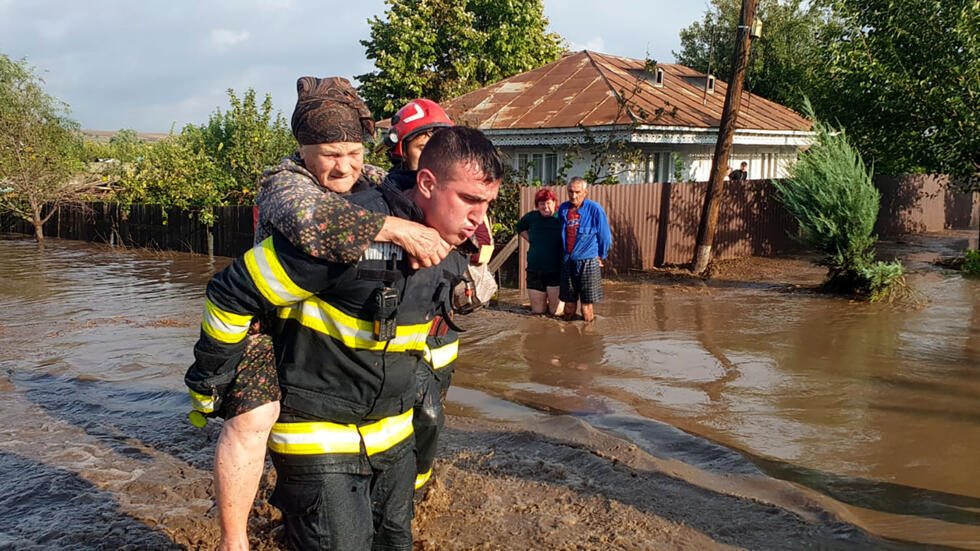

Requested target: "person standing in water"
[
  {"left": 557, "top": 177, "right": 611, "bottom": 323},
  {"left": 516, "top": 187, "right": 564, "bottom": 315}
]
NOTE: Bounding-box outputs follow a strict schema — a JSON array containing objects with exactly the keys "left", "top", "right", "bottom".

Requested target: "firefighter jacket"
[{"left": 186, "top": 173, "right": 469, "bottom": 472}]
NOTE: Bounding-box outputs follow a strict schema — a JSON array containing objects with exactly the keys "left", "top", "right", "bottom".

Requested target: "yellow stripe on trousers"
[{"left": 268, "top": 409, "right": 414, "bottom": 456}]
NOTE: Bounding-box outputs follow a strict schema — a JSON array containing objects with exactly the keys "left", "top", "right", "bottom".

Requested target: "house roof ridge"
[{"left": 441, "top": 50, "right": 810, "bottom": 133}]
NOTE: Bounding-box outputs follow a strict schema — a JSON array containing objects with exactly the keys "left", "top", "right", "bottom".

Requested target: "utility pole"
[{"left": 692, "top": 0, "right": 760, "bottom": 275}]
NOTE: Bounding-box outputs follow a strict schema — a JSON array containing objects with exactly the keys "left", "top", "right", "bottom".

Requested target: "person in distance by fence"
[{"left": 557, "top": 177, "right": 611, "bottom": 323}]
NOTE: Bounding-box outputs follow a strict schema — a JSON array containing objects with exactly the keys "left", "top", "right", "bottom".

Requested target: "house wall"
[
  {"left": 498, "top": 143, "right": 799, "bottom": 185},
  {"left": 646, "top": 144, "right": 799, "bottom": 183}
]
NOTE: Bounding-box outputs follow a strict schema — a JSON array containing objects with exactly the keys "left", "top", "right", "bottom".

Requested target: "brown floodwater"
[{"left": 0, "top": 233, "right": 977, "bottom": 549}]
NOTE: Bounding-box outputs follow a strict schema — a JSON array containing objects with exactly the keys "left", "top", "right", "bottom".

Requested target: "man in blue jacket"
[{"left": 557, "top": 177, "right": 612, "bottom": 322}]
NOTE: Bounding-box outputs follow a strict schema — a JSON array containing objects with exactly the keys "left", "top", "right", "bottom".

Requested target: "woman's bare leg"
[
  {"left": 545, "top": 286, "right": 563, "bottom": 316},
  {"left": 528, "top": 289, "right": 547, "bottom": 314},
  {"left": 215, "top": 400, "right": 280, "bottom": 551}
]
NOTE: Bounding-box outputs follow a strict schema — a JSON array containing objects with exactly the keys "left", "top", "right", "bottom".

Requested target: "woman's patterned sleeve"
[{"left": 256, "top": 170, "right": 386, "bottom": 264}]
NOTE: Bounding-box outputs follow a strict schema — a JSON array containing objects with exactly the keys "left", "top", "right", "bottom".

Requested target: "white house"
[{"left": 439, "top": 50, "right": 814, "bottom": 184}]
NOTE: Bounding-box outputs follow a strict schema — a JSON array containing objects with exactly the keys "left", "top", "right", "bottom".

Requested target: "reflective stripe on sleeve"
[
  {"left": 268, "top": 409, "right": 413, "bottom": 456},
  {"left": 414, "top": 468, "right": 432, "bottom": 489},
  {"left": 244, "top": 237, "right": 312, "bottom": 306},
  {"left": 189, "top": 389, "right": 215, "bottom": 414},
  {"left": 201, "top": 298, "right": 251, "bottom": 343},
  {"left": 476, "top": 244, "right": 493, "bottom": 265},
  {"left": 277, "top": 297, "right": 431, "bottom": 352},
  {"left": 423, "top": 339, "right": 459, "bottom": 370}
]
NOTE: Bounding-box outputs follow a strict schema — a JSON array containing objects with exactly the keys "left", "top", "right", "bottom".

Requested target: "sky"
[{"left": 0, "top": 1, "right": 708, "bottom": 133}]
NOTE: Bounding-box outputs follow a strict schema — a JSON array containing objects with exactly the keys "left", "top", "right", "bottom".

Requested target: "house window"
[
  {"left": 706, "top": 75, "right": 715, "bottom": 94},
  {"left": 517, "top": 152, "right": 559, "bottom": 185},
  {"left": 644, "top": 152, "right": 673, "bottom": 183},
  {"left": 655, "top": 67, "right": 665, "bottom": 87}
]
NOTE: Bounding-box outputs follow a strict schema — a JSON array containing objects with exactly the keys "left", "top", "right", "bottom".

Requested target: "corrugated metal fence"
[
  {"left": 518, "top": 175, "right": 979, "bottom": 279},
  {"left": 2, "top": 175, "right": 976, "bottom": 270},
  {"left": 0, "top": 203, "right": 256, "bottom": 258}
]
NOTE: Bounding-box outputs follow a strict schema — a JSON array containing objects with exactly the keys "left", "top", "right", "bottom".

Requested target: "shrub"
[
  {"left": 772, "top": 99, "right": 906, "bottom": 301},
  {"left": 964, "top": 250, "right": 980, "bottom": 277}
]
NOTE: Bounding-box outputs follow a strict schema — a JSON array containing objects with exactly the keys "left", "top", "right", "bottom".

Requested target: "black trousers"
[
  {"left": 270, "top": 449, "right": 415, "bottom": 551},
  {"left": 413, "top": 364, "right": 449, "bottom": 487}
]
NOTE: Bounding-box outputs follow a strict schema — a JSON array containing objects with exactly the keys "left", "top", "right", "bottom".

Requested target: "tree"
[
  {"left": 816, "top": 0, "right": 979, "bottom": 200},
  {"left": 772, "top": 101, "right": 905, "bottom": 302},
  {"left": 110, "top": 88, "right": 295, "bottom": 224},
  {"left": 357, "top": 0, "right": 565, "bottom": 118},
  {"left": 0, "top": 54, "right": 90, "bottom": 243},
  {"left": 191, "top": 88, "right": 295, "bottom": 204},
  {"left": 674, "top": 0, "right": 839, "bottom": 113}
]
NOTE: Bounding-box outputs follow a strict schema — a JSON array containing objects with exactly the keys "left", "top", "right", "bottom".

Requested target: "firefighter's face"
[
  {"left": 403, "top": 132, "right": 432, "bottom": 171},
  {"left": 417, "top": 160, "right": 499, "bottom": 246},
  {"left": 300, "top": 142, "right": 364, "bottom": 193}
]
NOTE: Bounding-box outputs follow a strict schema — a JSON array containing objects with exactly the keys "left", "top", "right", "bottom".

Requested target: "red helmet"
[{"left": 384, "top": 98, "right": 453, "bottom": 157}]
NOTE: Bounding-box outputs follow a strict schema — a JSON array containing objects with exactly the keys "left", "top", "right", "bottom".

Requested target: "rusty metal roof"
[{"left": 436, "top": 50, "right": 811, "bottom": 132}]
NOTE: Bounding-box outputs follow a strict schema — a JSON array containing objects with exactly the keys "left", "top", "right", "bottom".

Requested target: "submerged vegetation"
[
  {"left": 772, "top": 101, "right": 906, "bottom": 302},
  {"left": 963, "top": 250, "right": 980, "bottom": 277}
]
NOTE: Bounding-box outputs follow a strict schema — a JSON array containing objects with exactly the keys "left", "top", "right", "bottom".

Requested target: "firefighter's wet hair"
[{"left": 418, "top": 126, "right": 504, "bottom": 184}]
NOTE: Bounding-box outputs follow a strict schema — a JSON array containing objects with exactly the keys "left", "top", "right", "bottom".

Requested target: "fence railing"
[
  {"left": 0, "top": 203, "right": 256, "bottom": 258},
  {"left": 517, "top": 175, "right": 978, "bottom": 282},
  {"left": 2, "top": 176, "right": 977, "bottom": 273}
]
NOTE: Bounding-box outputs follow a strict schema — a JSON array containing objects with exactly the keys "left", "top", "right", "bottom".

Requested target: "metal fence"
[
  {"left": 0, "top": 203, "right": 256, "bottom": 258},
  {"left": 2, "top": 175, "right": 976, "bottom": 271},
  {"left": 518, "top": 175, "right": 979, "bottom": 281}
]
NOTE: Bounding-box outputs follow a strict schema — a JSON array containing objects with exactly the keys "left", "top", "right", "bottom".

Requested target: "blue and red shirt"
[{"left": 557, "top": 198, "right": 611, "bottom": 262}]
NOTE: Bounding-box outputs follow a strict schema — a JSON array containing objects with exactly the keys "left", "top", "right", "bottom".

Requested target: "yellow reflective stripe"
[
  {"left": 268, "top": 409, "right": 413, "bottom": 456},
  {"left": 415, "top": 468, "right": 432, "bottom": 489},
  {"left": 244, "top": 237, "right": 312, "bottom": 306},
  {"left": 278, "top": 297, "right": 431, "bottom": 352},
  {"left": 423, "top": 339, "right": 459, "bottom": 370},
  {"left": 189, "top": 389, "right": 215, "bottom": 414},
  {"left": 477, "top": 244, "right": 493, "bottom": 265},
  {"left": 201, "top": 298, "right": 251, "bottom": 343},
  {"left": 359, "top": 409, "right": 414, "bottom": 456},
  {"left": 268, "top": 421, "right": 362, "bottom": 454}
]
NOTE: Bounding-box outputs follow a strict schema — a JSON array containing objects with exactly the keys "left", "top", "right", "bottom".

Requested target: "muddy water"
[
  {"left": 0, "top": 233, "right": 977, "bottom": 549},
  {"left": 452, "top": 233, "right": 980, "bottom": 549}
]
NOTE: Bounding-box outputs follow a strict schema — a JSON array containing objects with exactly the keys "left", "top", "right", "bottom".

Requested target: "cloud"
[
  {"left": 0, "top": 0, "right": 704, "bottom": 132},
  {"left": 253, "top": 0, "right": 293, "bottom": 9},
  {"left": 210, "top": 28, "right": 250, "bottom": 48},
  {"left": 568, "top": 36, "right": 606, "bottom": 53}
]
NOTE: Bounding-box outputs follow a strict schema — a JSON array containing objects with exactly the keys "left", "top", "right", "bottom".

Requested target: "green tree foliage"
[
  {"left": 772, "top": 101, "right": 905, "bottom": 301},
  {"left": 358, "top": 0, "right": 565, "bottom": 118},
  {"left": 110, "top": 88, "right": 296, "bottom": 224},
  {"left": 113, "top": 134, "right": 232, "bottom": 225},
  {"left": 818, "top": 0, "right": 979, "bottom": 189},
  {"left": 191, "top": 89, "right": 295, "bottom": 203},
  {"left": 489, "top": 165, "right": 525, "bottom": 243},
  {"left": 674, "top": 0, "right": 838, "bottom": 113},
  {"left": 0, "top": 54, "right": 88, "bottom": 243},
  {"left": 963, "top": 250, "right": 980, "bottom": 277}
]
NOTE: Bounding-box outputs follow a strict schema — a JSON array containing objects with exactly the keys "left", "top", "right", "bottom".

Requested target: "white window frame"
[{"left": 516, "top": 150, "right": 560, "bottom": 185}]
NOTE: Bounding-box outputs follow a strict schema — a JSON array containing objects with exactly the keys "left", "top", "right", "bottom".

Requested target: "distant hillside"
[{"left": 81, "top": 129, "right": 169, "bottom": 143}]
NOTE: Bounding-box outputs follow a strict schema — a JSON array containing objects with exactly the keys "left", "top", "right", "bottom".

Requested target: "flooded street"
[{"left": 1, "top": 232, "right": 978, "bottom": 549}]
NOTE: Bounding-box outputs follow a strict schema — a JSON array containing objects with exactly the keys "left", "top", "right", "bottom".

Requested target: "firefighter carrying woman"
[{"left": 184, "top": 76, "right": 497, "bottom": 551}]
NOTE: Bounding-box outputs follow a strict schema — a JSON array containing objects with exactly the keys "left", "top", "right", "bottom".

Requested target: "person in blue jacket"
[{"left": 557, "top": 177, "right": 611, "bottom": 322}]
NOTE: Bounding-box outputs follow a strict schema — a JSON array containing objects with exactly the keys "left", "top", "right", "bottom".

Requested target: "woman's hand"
[{"left": 377, "top": 216, "right": 452, "bottom": 269}]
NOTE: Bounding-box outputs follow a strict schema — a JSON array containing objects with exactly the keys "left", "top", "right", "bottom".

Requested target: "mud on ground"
[{"left": 204, "top": 414, "right": 907, "bottom": 551}]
